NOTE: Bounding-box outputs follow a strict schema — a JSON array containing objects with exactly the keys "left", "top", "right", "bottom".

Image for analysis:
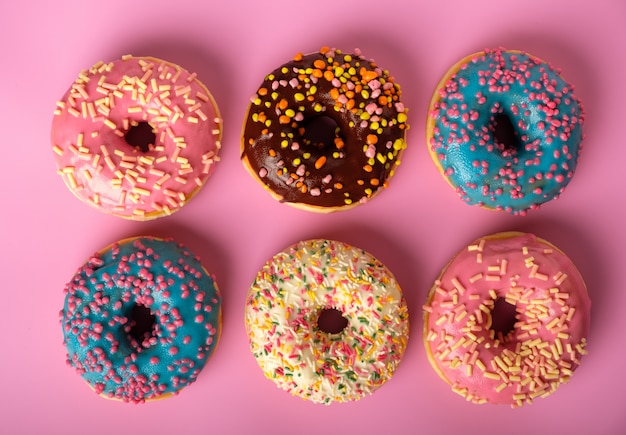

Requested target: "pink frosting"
[
  {"left": 51, "top": 55, "right": 222, "bottom": 220},
  {"left": 423, "top": 232, "right": 591, "bottom": 407}
]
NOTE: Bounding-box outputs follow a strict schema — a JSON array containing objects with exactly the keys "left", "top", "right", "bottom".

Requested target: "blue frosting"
[
  {"left": 428, "top": 48, "right": 584, "bottom": 214},
  {"left": 61, "top": 237, "right": 221, "bottom": 403}
]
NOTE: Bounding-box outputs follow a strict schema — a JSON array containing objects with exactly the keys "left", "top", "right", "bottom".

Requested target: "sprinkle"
[
  {"left": 427, "top": 48, "right": 585, "bottom": 214},
  {"left": 244, "top": 239, "right": 408, "bottom": 404},
  {"left": 241, "top": 48, "right": 407, "bottom": 210},
  {"left": 60, "top": 237, "right": 221, "bottom": 403},
  {"left": 424, "top": 232, "right": 590, "bottom": 407},
  {"left": 314, "top": 156, "right": 327, "bottom": 169},
  {"left": 52, "top": 56, "right": 221, "bottom": 220},
  {"left": 451, "top": 278, "right": 466, "bottom": 294}
]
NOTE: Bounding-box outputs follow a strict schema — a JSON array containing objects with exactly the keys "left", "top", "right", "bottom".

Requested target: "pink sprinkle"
[{"left": 365, "top": 103, "right": 378, "bottom": 114}]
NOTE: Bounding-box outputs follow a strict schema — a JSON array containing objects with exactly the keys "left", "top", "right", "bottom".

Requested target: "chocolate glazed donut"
[{"left": 241, "top": 47, "right": 409, "bottom": 213}]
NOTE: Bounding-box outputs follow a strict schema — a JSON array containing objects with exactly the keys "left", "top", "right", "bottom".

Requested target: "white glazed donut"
[{"left": 244, "top": 239, "right": 409, "bottom": 404}]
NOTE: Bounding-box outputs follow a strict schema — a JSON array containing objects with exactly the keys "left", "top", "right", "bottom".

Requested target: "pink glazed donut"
[
  {"left": 52, "top": 55, "right": 222, "bottom": 220},
  {"left": 423, "top": 232, "right": 591, "bottom": 407}
]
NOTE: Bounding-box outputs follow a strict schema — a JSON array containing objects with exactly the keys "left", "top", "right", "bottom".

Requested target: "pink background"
[{"left": 2, "top": 0, "right": 624, "bottom": 433}]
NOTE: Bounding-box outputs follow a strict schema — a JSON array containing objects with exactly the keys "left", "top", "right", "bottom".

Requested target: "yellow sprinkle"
[
  {"left": 451, "top": 278, "right": 466, "bottom": 294},
  {"left": 483, "top": 371, "right": 500, "bottom": 380},
  {"left": 495, "top": 382, "right": 508, "bottom": 393}
]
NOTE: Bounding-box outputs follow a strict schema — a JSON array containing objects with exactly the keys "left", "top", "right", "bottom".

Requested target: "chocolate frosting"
[{"left": 241, "top": 47, "right": 408, "bottom": 209}]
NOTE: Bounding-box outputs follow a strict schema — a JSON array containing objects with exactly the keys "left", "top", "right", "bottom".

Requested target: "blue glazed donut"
[
  {"left": 60, "top": 236, "right": 221, "bottom": 403},
  {"left": 426, "top": 48, "right": 585, "bottom": 215}
]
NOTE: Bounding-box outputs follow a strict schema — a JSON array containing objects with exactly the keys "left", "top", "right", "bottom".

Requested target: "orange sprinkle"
[
  {"left": 268, "top": 149, "right": 277, "bottom": 157},
  {"left": 334, "top": 138, "right": 344, "bottom": 149},
  {"left": 329, "top": 88, "right": 339, "bottom": 100},
  {"left": 313, "top": 59, "right": 326, "bottom": 69},
  {"left": 293, "top": 52, "right": 303, "bottom": 61},
  {"left": 278, "top": 99, "right": 288, "bottom": 110},
  {"left": 366, "top": 134, "right": 378, "bottom": 145},
  {"left": 370, "top": 178, "right": 380, "bottom": 186},
  {"left": 320, "top": 46, "right": 330, "bottom": 54},
  {"left": 314, "top": 156, "right": 327, "bottom": 169},
  {"left": 258, "top": 88, "right": 268, "bottom": 96},
  {"left": 324, "top": 70, "right": 335, "bottom": 81},
  {"left": 361, "top": 69, "right": 378, "bottom": 82},
  {"left": 363, "top": 165, "right": 373, "bottom": 173}
]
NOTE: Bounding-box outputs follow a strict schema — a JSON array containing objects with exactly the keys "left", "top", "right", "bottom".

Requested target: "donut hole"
[
  {"left": 317, "top": 308, "right": 348, "bottom": 334},
  {"left": 125, "top": 121, "right": 156, "bottom": 153},
  {"left": 492, "top": 113, "right": 521, "bottom": 157},
  {"left": 127, "top": 303, "right": 157, "bottom": 348},
  {"left": 489, "top": 297, "right": 518, "bottom": 341},
  {"left": 300, "top": 116, "right": 342, "bottom": 151}
]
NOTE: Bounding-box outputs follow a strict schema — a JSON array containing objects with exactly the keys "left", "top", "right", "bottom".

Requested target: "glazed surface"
[
  {"left": 427, "top": 48, "right": 584, "bottom": 214},
  {"left": 242, "top": 47, "right": 408, "bottom": 211},
  {"left": 60, "top": 237, "right": 222, "bottom": 403},
  {"left": 52, "top": 56, "right": 222, "bottom": 220},
  {"left": 423, "top": 232, "right": 590, "bottom": 407},
  {"left": 245, "top": 239, "right": 409, "bottom": 404}
]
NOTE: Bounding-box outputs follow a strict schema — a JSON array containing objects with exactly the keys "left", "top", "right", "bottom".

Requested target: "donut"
[
  {"left": 52, "top": 55, "right": 223, "bottom": 220},
  {"left": 244, "top": 239, "right": 409, "bottom": 404},
  {"left": 60, "top": 236, "right": 222, "bottom": 403},
  {"left": 241, "top": 47, "right": 409, "bottom": 213},
  {"left": 423, "top": 231, "right": 591, "bottom": 407},
  {"left": 426, "top": 48, "right": 585, "bottom": 215}
]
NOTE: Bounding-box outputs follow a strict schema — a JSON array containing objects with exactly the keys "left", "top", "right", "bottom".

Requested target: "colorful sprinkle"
[
  {"left": 427, "top": 48, "right": 584, "bottom": 214},
  {"left": 244, "top": 239, "right": 409, "bottom": 404},
  {"left": 60, "top": 237, "right": 222, "bottom": 403},
  {"left": 242, "top": 48, "right": 409, "bottom": 211}
]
